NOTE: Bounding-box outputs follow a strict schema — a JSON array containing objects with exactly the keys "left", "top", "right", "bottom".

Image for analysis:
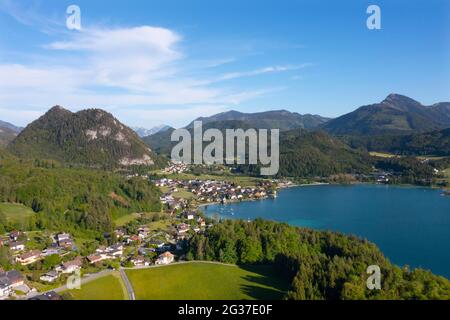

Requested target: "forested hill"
[
  {"left": 343, "top": 128, "right": 450, "bottom": 157},
  {"left": 188, "top": 219, "right": 450, "bottom": 300},
  {"left": 277, "top": 129, "right": 371, "bottom": 177},
  {"left": 0, "top": 150, "right": 161, "bottom": 236},
  {"left": 321, "top": 94, "right": 450, "bottom": 136},
  {"left": 7, "top": 106, "right": 163, "bottom": 169},
  {"left": 187, "top": 110, "right": 330, "bottom": 131}
]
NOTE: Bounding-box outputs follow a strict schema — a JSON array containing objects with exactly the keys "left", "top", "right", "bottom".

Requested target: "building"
[
  {"left": 177, "top": 223, "right": 190, "bottom": 234},
  {"left": 61, "top": 257, "right": 82, "bottom": 274},
  {"left": 155, "top": 251, "right": 175, "bottom": 265},
  {"left": 87, "top": 254, "right": 107, "bottom": 264},
  {"left": 16, "top": 250, "right": 42, "bottom": 265},
  {"left": 0, "top": 270, "right": 24, "bottom": 297},
  {"left": 131, "top": 256, "right": 149, "bottom": 267},
  {"left": 40, "top": 270, "right": 59, "bottom": 283},
  {"left": 9, "top": 241, "right": 25, "bottom": 252}
]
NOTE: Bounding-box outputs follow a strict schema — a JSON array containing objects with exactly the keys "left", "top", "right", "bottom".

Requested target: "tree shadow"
[{"left": 238, "top": 265, "right": 291, "bottom": 300}]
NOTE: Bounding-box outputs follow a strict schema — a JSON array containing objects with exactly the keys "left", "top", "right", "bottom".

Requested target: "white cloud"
[{"left": 0, "top": 21, "right": 309, "bottom": 127}]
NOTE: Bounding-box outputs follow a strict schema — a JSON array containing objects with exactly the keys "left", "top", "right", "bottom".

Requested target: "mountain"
[
  {"left": 0, "top": 126, "right": 18, "bottom": 147},
  {"left": 133, "top": 125, "right": 171, "bottom": 138},
  {"left": 322, "top": 94, "right": 450, "bottom": 136},
  {"left": 0, "top": 120, "right": 22, "bottom": 133},
  {"left": 0, "top": 120, "right": 22, "bottom": 147},
  {"left": 8, "top": 106, "right": 160, "bottom": 168},
  {"left": 187, "top": 110, "right": 330, "bottom": 131}
]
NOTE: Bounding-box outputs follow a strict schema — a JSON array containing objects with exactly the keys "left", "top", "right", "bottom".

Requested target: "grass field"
[
  {"left": 369, "top": 152, "right": 397, "bottom": 158},
  {"left": 126, "top": 262, "right": 290, "bottom": 300},
  {"left": 0, "top": 202, "right": 34, "bottom": 222},
  {"left": 114, "top": 213, "right": 141, "bottom": 226},
  {"left": 64, "top": 273, "right": 128, "bottom": 300}
]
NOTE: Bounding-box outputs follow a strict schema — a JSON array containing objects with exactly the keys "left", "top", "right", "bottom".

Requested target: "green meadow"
[
  {"left": 64, "top": 273, "right": 128, "bottom": 300},
  {"left": 0, "top": 202, "right": 34, "bottom": 222},
  {"left": 126, "top": 262, "right": 290, "bottom": 300}
]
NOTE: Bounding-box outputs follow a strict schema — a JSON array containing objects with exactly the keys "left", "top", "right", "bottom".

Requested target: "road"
[{"left": 120, "top": 268, "right": 136, "bottom": 300}]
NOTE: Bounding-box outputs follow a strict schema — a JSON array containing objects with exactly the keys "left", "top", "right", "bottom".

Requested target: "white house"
[
  {"left": 9, "top": 241, "right": 25, "bottom": 252},
  {"left": 155, "top": 252, "right": 175, "bottom": 265},
  {"left": 40, "top": 271, "right": 59, "bottom": 283}
]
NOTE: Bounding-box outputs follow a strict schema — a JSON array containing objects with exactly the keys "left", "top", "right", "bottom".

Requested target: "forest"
[
  {"left": 187, "top": 219, "right": 450, "bottom": 300},
  {"left": 0, "top": 150, "right": 161, "bottom": 237}
]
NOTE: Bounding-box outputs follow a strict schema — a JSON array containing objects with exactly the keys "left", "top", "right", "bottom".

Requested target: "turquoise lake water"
[{"left": 201, "top": 184, "right": 450, "bottom": 278}]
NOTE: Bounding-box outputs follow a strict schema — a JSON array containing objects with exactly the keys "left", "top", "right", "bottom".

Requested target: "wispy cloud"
[{"left": 216, "top": 64, "right": 311, "bottom": 82}]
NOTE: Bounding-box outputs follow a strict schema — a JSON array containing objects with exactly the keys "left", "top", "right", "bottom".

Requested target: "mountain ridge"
[{"left": 321, "top": 94, "right": 450, "bottom": 136}]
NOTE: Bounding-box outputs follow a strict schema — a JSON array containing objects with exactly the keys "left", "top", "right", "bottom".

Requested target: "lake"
[{"left": 201, "top": 184, "right": 450, "bottom": 278}]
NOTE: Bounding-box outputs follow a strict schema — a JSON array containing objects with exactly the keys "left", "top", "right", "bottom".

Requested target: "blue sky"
[{"left": 0, "top": 0, "right": 449, "bottom": 128}]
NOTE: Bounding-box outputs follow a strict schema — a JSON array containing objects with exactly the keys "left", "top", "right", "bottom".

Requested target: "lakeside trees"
[{"left": 187, "top": 219, "right": 450, "bottom": 300}]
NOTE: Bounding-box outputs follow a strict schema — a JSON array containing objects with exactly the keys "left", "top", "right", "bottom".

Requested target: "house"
[
  {"left": 177, "top": 223, "right": 190, "bottom": 234},
  {"left": 127, "top": 235, "right": 140, "bottom": 244},
  {"left": 9, "top": 231, "right": 21, "bottom": 242},
  {"left": 61, "top": 257, "right": 82, "bottom": 274},
  {"left": 40, "top": 270, "right": 59, "bottom": 283},
  {"left": 0, "top": 270, "right": 24, "bottom": 297},
  {"left": 131, "top": 256, "right": 149, "bottom": 267},
  {"left": 9, "top": 241, "right": 25, "bottom": 252},
  {"left": 155, "top": 251, "right": 174, "bottom": 265},
  {"left": 107, "top": 244, "right": 123, "bottom": 257},
  {"left": 56, "top": 233, "right": 70, "bottom": 243},
  {"left": 56, "top": 233, "right": 73, "bottom": 249},
  {"left": 96, "top": 246, "right": 107, "bottom": 254},
  {"left": 87, "top": 254, "right": 107, "bottom": 264},
  {"left": 42, "top": 248, "right": 61, "bottom": 257},
  {"left": 16, "top": 250, "right": 42, "bottom": 265},
  {"left": 114, "top": 228, "right": 126, "bottom": 239},
  {"left": 185, "top": 212, "right": 195, "bottom": 220}
]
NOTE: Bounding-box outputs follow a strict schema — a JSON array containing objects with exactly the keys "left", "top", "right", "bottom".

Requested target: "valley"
[{"left": 1, "top": 93, "right": 450, "bottom": 301}]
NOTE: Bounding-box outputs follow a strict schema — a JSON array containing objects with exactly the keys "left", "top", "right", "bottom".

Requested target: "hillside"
[
  {"left": 144, "top": 122, "right": 371, "bottom": 177},
  {"left": 322, "top": 94, "right": 450, "bottom": 136},
  {"left": 0, "top": 151, "right": 161, "bottom": 235},
  {"left": 0, "top": 126, "right": 18, "bottom": 147},
  {"left": 277, "top": 129, "right": 371, "bottom": 177},
  {"left": 7, "top": 106, "right": 161, "bottom": 168},
  {"left": 188, "top": 110, "right": 330, "bottom": 131},
  {"left": 0, "top": 120, "right": 22, "bottom": 133},
  {"left": 345, "top": 128, "right": 450, "bottom": 156}
]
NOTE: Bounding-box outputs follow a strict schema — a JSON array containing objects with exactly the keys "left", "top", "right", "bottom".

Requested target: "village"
[
  {"left": 0, "top": 162, "right": 281, "bottom": 300},
  {"left": 0, "top": 207, "right": 211, "bottom": 300}
]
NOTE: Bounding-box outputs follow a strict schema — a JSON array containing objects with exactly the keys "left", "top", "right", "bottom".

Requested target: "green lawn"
[
  {"left": 114, "top": 213, "right": 141, "bottom": 226},
  {"left": 0, "top": 202, "right": 34, "bottom": 222},
  {"left": 126, "top": 262, "right": 290, "bottom": 300},
  {"left": 64, "top": 273, "right": 128, "bottom": 300}
]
